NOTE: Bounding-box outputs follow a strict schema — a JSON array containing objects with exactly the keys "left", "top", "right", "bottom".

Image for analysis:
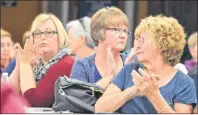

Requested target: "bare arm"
[
  {"left": 148, "top": 92, "right": 175, "bottom": 113},
  {"left": 19, "top": 38, "right": 38, "bottom": 94},
  {"left": 8, "top": 44, "right": 22, "bottom": 94},
  {"left": 20, "top": 63, "right": 36, "bottom": 94},
  {"left": 95, "top": 75, "right": 113, "bottom": 90},
  {"left": 148, "top": 92, "right": 193, "bottom": 113},
  {"left": 95, "top": 83, "right": 137, "bottom": 113},
  {"left": 134, "top": 68, "right": 194, "bottom": 114},
  {"left": 9, "top": 64, "right": 21, "bottom": 93},
  {"left": 174, "top": 103, "right": 193, "bottom": 113}
]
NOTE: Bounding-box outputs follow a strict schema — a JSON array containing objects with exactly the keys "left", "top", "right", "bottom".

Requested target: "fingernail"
[{"left": 131, "top": 70, "right": 136, "bottom": 75}]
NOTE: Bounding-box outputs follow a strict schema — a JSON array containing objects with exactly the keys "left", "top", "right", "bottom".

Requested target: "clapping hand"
[
  {"left": 103, "top": 46, "right": 116, "bottom": 78},
  {"left": 18, "top": 38, "right": 40, "bottom": 65},
  {"left": 124, "top": 47, "right": 139, "bottom": 64},
  {"left": 10, "top": 42, "right": 22, "bottom": 59},
  {"left": 132, "top": 68, "right": 161, "bottom": 98}
]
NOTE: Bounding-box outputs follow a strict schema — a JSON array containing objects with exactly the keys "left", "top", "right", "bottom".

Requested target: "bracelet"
[{"left": 158, "top": 107, "right": 166, "bottom": 114}]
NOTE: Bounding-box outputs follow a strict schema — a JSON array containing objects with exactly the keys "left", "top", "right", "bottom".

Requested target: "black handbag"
[{"left": 52, "top": 76, "right": 104, "bottom": 113}]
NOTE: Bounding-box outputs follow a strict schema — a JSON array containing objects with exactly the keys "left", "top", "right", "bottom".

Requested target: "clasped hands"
[{"left": 131, "top": 68, "right": 161, "bottom": 98}]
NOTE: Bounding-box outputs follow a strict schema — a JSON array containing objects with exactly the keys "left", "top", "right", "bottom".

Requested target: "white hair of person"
[{"left": 66, "top": 16, "right": 95, "bottom": 49}]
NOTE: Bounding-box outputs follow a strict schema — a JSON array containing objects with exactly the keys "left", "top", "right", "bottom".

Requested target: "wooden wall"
[{"left": 1, "top": 1, "right": 41, "bottom": 45}]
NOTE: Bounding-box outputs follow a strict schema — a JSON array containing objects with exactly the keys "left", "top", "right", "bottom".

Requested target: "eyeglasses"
[
  {"left": 105, "top": 28, "right": 131, "bottom": 36},
  {"left": 32, "top": 29, "right": 58, "bottom": 38}
]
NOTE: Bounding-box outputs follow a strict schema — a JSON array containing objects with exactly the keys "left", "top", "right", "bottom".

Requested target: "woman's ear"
[{"left": 80, "top": 35, "right": 86, "bottom": 44}]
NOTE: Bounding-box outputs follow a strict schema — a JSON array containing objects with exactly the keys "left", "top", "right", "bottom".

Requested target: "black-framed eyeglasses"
[
  {"left": 32, "top": 29, "right": 58, "bottom": 38},
  {"left": 105, "top": 28, "right": 131, "bottom": 36}
]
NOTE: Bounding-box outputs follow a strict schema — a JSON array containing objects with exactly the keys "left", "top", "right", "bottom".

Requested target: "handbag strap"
[
  {"left": 67, "top": 95, "right": 94, "bottom": 113},
  {"left": 59, "top": 88, "right": 94, "bottom": 113},
  {"left": 60, "top": 76, "right": 104, "bottom": 93}
]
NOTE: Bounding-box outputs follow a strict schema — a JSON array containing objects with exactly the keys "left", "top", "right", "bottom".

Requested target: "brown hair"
[{"left": 91, "top": 6, "right": 128, "bottom": 46}]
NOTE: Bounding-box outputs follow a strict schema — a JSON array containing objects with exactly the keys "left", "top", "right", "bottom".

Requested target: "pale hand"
[
  {"left": 132, "top": 68, "right": 161, "bottom": 98},
  {"left": 10, "top": 42, "right": 22, "bottom": 59},
  {"left": 19, "top": 38, "right": 40, "bottom": 65},
  {"left": 103, "top": 47, "right": 116, "bottom": 78},
  {"left": 124, "top": 47, "right": 139, "bottom": 64}
]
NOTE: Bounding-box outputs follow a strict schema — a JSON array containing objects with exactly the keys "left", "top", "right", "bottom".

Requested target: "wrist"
[
  {"left": 20, "top": 62, "right": 32, "bottom": 67},
  {"left": 104, "top": 74, "right": 114, "bottom": 79},
  {"left": 20, "top": 60, "right": 31, "bottom": 65},
  {"left": 147, "top": 90, "right": 161, "bottom": 102},
  {"left": 126, "top": 86, "right": 138, "bottom": 100}
]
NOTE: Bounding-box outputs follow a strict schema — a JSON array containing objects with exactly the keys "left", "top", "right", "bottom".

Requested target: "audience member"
[
  {"left": 66, "top": 16, "right": 95, "bottom": 59},
  {"left": 188, "top": 64, "right": 197, "bottom": 112},
  {"left": 9, "top": 13, "right": 74, "bottom": 107},
  {"left": 4, "top": 30, "right": 31, "bottom": 76},
  {"left": 1, "top": 29, "right": 14, "bottom": 72},
  {"left": 70, "top": 6, "right": 130, "bottom": 90},
  {"left": 125, "top": 41, "right": 188, "bottom": 74},
  {"left": 185, "top": 32, "right": 197, "bottom": 72},
  {"left": 95, "top": 15, "right": 197, "bottom": 113},
  {"left": 22, "top": 30, "right": 30, "bottom": 46}
]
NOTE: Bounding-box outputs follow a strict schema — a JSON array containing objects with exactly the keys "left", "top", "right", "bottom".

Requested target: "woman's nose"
[
  {"left": 40, "top": 34, "right": 46, "bottom": 40},
  {"left": 3, "top": 45, "right": 10, "bottom": 51}
]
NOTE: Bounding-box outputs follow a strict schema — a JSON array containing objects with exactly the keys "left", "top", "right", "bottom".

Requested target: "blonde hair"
[
  {"left": 1, "top": 28, "right": 12, "bottom": 38},
  {"left": 135, "top": 15, "right": 186, "bottom": 66},
  {"left": 22, "top": 30, "right": 30, "bottom": 44},
  {"left": 91, "top": 6, "right": 128, "bottom": 46},
  {"left": 30, "top": 13, "right": 69, "bottom": 49},
  {"left": 187, "top": 32, "right": 197, "bottom": 47}
]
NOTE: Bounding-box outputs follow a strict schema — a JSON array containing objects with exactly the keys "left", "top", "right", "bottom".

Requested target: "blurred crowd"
[{"left": 0, "top": 6, "right": 197, "bottom": 114}]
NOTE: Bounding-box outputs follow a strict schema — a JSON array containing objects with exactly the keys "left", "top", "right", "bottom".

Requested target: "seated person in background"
[
  {"left": 95, "top": 15, "right": 197, "bottom": 114},
  {"left": 9, "top": 13, "right": 74, "bottom": 107},
  {"left": 66, "top": 16, "right": 95, "bottom": 59},
  {"left": 4, "top": 42, "right": 21, "bottom": 76},
  {"left": 188, "top": 64, "right": 198, "bottom": 99},
  {"left": 70, "top": 6, "right": 130, "bottom": 90},
  {"left": 4, "top": 30, "right": 30, "bottom": 76},
  {"left": 22, "top": 30, "right": 30, "bottom": 46},
  {"left": 185, "top": 32, "right": 197, "bottom": 72},
  {"left": 188, "top": 64, "right": 198, "bottom": 114},
  {"left": 1, "top": 28, "right": 14, "bottom": 72}
]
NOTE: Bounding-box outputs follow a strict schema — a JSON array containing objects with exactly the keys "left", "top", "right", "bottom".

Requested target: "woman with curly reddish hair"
[{"left": 95, "top": 15, "right": 197, "bottom": 113}]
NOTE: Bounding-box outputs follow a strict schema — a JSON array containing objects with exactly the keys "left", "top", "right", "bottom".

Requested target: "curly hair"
[{"left": 134, "top": 15, "right": 186, "bottom": 66}]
